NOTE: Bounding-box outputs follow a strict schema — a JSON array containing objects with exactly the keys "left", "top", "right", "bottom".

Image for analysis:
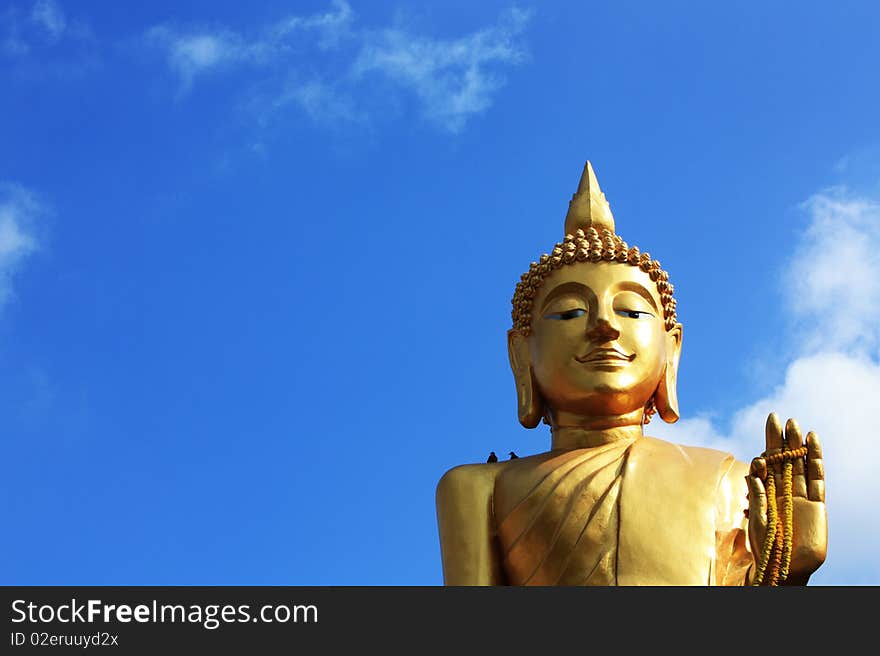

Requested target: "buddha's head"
[{"left": 508, "top": 161, "right": 682, "bottom": 430}]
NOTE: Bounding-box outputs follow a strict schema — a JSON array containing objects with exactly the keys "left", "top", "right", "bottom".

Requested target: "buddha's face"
[{"left": 521, "top": 261, "right": 681, "bottom": 420}]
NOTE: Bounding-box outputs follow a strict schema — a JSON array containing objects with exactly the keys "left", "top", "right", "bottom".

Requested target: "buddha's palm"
[{"left": 746, "top": 413, "right": 827, "bottom": 585}]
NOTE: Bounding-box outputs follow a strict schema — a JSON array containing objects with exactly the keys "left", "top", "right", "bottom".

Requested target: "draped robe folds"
[{"left": 494, "top": 436, "right": 754, "bottom": 586}]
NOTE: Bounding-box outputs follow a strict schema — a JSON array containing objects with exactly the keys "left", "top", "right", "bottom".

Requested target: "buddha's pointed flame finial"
[{"left": 564, "top": 160, "right": 615, "bottom": 236}]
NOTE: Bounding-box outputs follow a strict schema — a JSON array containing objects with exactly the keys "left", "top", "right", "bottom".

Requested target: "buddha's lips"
[{"left": 575, "top": 348, "right": 635, "bottom": 364}]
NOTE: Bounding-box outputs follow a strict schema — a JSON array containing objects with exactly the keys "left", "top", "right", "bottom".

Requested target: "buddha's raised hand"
[{"left": 746, "top": 413, "right": 828, "bottom": 585}]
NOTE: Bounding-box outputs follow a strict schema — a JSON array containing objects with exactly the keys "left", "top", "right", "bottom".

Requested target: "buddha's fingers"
[
  {"left": 765, "top": 413, "right": 784, "bottom": 490},
  {"left": 785, "top": 418, "right": 808, "bottom": 498},
  {"left": 806, "top": 432, "right": 825, "bottom": 503}
]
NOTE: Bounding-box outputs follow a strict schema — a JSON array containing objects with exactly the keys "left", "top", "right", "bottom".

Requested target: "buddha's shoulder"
[
  {"left": 436, "top": 454, "right": 557, "bottom": 518},
  {"left": 436, "top": 454, "right": 551, "bottom": 499},
  {"left": 638, "top": 435, "right": 747, "bottom": 476},
  {"left": 436, "top": 461, "right": 507, "bottom": 500}
]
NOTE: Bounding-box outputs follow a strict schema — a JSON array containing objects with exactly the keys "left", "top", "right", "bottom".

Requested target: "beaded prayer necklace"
[{"left": 750, "top": 445, "right": 809, "bottom": 586}]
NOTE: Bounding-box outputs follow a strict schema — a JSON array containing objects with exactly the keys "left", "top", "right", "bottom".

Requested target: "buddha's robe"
[{"left": 494, "top": 436, "right": 753, "bottom": 585}]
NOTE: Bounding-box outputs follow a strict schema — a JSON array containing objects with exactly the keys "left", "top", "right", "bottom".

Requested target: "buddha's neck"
[{"left": 549, "top": 409, "right": 644, "bottom": 450}]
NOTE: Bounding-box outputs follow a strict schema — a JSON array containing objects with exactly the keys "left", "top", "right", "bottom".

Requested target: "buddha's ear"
[
  {"left": 507, "top": 329, "right": 544, "bottom": 429},
  {"left": 655, "top": 323, "right": 683, "bottom": 423}
]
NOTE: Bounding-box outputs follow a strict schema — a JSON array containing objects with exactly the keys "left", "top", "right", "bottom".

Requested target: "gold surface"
[{"left": 436, "top": 161, "right": 827, "bottom": 585}]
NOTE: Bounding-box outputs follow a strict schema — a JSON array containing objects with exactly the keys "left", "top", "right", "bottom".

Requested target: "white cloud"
[
  {"left": 0, "top": 183, "right": 44, "bottom": 309},
  {"left": 651, "top": 184, "right": 880, "bottom": 584},
  {"left": 146, "top": 26, "right": 249, "bottom": 90},
  {"left": 269, "top": 0, "right": 353, "bottom": 50},
  {"left": 353, "top": 8, "right": 531, "bottom": 132},
  {"left": 147, "top": 1, "right": 355, "bottom": 91},
  {"left": 787, "top": 191, "right": 880, "bottom": 355},
  {"left": 31, "top": 0, "right": 65, "bottom": 40},
  {"left": 146, "top": 2, "right": 530, "bottom": 133},
  {"left": 276, "top": 79, "right": 360, "bottom": 125},
  {"left": 2, "top": 1, "right": 91, "bottom": 59}
]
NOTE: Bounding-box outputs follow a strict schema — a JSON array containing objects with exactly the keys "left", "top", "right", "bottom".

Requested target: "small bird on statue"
[
  {"left": 487, "top": 451, "right": 498, "bottom": 463},
  {"left": 508, "top": 451, "right": 519, "bottom": 460}
]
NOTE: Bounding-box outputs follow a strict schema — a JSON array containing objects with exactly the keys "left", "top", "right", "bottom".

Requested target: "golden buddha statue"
[{"left": 436, "top": 161, "right": 827, "bottom": 586}]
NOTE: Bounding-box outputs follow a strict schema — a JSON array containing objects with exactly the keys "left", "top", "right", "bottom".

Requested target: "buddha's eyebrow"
[
  {"left": 540, "top": 282, "right": 590, "bottom": 313},
  {"left": 616, "top": 281, "right": 658, "bottom": 311}
]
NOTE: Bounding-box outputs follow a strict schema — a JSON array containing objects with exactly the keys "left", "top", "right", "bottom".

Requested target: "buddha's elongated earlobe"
[
  {"left": 508, "top": 329, "right": 544, "bottom": 428},
  {"left": 655, "top": 323, "right": 683, "bottom": 423}
]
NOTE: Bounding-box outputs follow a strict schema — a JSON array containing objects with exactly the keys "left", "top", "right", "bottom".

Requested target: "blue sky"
[{"left": 2, "top": 1, "right": 879, "bottom": 585}]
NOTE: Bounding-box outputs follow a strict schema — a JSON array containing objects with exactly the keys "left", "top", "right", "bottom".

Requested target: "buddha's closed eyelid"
[
  {"left": 542, "top": 292, "right": 589, "bottom": 317},
  {"left": 539, "top": 282, "right": 593, "bottom": 314},
  {"left": 544, "top": 308, "right": 588, "bottom": 321},
  {"left": 614, "top": 309, "right": 655, "bottom": 319},
  {"left": 615, "top": 285, "right": 659, "bottom": 312},
  {"left": 613, "top": 291, "right": 655, "bottom": 318}
]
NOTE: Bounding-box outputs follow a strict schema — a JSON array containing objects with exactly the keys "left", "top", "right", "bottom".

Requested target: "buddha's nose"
[{"left": 586, "top": 317, "right": 620, "bottom": 342}]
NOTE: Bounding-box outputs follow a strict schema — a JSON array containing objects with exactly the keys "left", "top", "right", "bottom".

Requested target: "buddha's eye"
[
  {"left": 615, "top": 310, "right": 654, "bottom": 319},
  {"left": 545, "top": 308, "right": 587, "bottom": 321}
]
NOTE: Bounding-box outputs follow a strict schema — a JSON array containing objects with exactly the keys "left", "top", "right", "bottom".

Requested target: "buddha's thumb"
[{"left": 746, "top": 473, "right": 768, "bottom": 528}]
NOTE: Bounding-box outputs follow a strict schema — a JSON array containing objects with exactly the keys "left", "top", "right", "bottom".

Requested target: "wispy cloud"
[
  {"left": 145, "top": 2, "right": 530, "bottom": 133},
  {"left": 651, "top": 183, "right": 880, "bottom": 583},
  {"left": 268, "top": 0, "right": 354, "bottom": 50},
  {"left": 353, "top": 8, "right": 530, "bottom": 132},
  {"left": 31, "top": 0, "right": 65, "bottom": 40},
  {"left": 275, "top": 79, "right": 361, "bottom": 125},
  {"left": 146, "top": 0, "right": 355, "bottom": 91},
  {"left": 2, "top": 0, "right": 90, "bottom": 57},
  {"left": 0, "top": 183, "right": 45, "bottom": 310},
  {"left": 146, "top": 26, "right": 251, "bottom": 90},
  {"left": 787, "top": 191, "right": 880, "bottom": 354}
]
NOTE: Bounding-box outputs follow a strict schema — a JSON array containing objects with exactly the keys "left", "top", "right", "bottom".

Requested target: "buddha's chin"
[
  {"left": 575, "top": 369, "right": 646, "bottom": 395},
  {"left": 545, "top": 375, "right": 657, "bottom": 418},
  {"left": 548, "top": 393, "right": 653, "bottom": 419}
]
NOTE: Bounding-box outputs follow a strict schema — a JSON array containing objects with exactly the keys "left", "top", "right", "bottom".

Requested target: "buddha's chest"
[
  {"left": 491, "top": 438, "right": 727, "bottom": 585},
  {"left": 493, "top": 449, "right": 627, "bottom": 585}
]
